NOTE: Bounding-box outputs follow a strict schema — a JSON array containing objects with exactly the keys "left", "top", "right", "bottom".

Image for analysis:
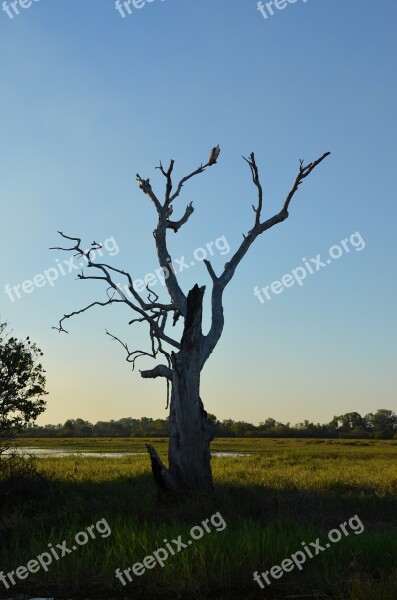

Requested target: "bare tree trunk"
[
  {"left": 146, "top": 285, "right": 214, "bottom": 493},
  {"left": 53, "top": 147, "right": 330, "bottom": 496}
]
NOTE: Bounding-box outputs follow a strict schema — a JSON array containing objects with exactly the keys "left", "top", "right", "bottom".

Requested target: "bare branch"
[
  {"left": 77, "top": 274, "right": 108, "bottom": 282},
  {"left": 136, "top": 174, "right": 162, "bottom": 213},
  {"left": 168, "top": 160, "right": 212, "bottom": 204},
  {"left": 128, "top": 317, "right": 146, "bottom": 326},
  {"left": 145, "top": 283, "right": 159, "bottom": 304},
  {"left": 156, "top": 159, "right": 174, "bottom": 203},
  {"left": 53, "top": 299, "right": 121, "bottom": 334},
  {"left": 106, "top": 330, "right": 156, "bottom": 371},
  {"left": 152, "top": 222, "right": 188, "bottom": 315},
  {"left": 51, "top": 234, "right": 181, "bottom": 351},
  {"left": 140, "top": 364, "right": 173, "bottom": 380},
  {"left": 49, "top": 231, "right": 81, "bottom": 251},
  {"left": 201, "top": 150, "right": 330, "bottom": 367},
  {"left": 243, "top": 152, "right": 263, "bottom": 225},
  {"left": 220, "top": 151, "right": 331, "bottom": 287},
  {"left": 52, "top": 235, "right": 176, "bottom": 311},
  {"left": 166, "top": 202, "right": 194, "bottom": 232},
  {"left": 203, "top": 259, "right": 218, "bottom": 282},
  {"left": 283, "top": 152, "right": 331, "bottom": 212},
  {"left": 135, "top": 150, "right": 221, "bottom": 315}
]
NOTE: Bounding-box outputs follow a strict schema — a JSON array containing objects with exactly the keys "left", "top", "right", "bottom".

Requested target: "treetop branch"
[
  {"left": 283, "top": 151, "right": 331, "bottom": 212},
  {"left": 200, "top": 149, "right": 330, "bottom": 368}
]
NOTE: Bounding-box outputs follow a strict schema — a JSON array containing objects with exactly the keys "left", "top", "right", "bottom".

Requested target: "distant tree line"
[{"left": 15, "top": 409, "right": 397, "bottom": 439}]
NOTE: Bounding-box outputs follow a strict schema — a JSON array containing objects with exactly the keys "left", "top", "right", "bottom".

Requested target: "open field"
[
  {"left": 14, "top": 435, "right": 397, "bottom": 453},
  {"left": 1, "top": 438, "right": 397, "bottom": 599}
]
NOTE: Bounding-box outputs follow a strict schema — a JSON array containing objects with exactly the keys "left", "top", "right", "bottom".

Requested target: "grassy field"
[{"left": 1, "top": 438, "right": 397, "bottom": 599}]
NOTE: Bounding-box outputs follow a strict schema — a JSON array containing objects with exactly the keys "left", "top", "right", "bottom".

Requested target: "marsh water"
[{"left": 4, "top": 448, "right": 250, "bottom": 458}]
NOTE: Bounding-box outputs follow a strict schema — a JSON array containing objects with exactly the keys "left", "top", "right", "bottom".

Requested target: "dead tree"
[{"left": 51, "top": 147, "right": 330, "bottom": 494}]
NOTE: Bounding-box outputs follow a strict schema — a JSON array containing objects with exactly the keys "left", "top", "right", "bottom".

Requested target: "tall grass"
[{"left": 0, "top": 439, "right": 396, "bottom": 599}]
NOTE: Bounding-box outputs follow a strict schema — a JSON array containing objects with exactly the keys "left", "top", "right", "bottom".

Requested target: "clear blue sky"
[{"left": 1, "top": 0, "right": 396, "bottom": 426}]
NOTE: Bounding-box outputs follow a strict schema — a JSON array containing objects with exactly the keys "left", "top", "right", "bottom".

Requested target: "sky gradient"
[{"left": 0, "top": 0, "right": 396, "bottom": 426}]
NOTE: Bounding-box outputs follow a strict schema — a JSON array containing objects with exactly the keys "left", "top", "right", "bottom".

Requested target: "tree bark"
[{"left": 146, "top": 284, "right": 214, "bottom": 493}]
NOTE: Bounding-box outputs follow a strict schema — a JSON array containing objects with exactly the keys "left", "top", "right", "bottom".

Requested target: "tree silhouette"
[
  {"left": 0, "top": 321, "right": 47, "bottom": 450},
  {"left": 52, "top": 146, "right": 330, "bottom": 493}
]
